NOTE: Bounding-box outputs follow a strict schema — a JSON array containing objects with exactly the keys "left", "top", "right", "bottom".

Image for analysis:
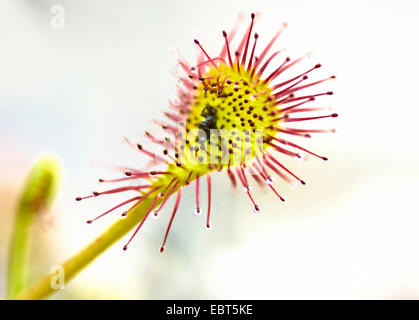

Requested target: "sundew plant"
[{"left": 13, "top": 13, "right": 337, "bottom": 300}]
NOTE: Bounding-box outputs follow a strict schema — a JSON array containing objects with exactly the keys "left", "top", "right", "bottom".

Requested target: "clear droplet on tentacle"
[{"left": 193, "top": 208, "right": 202, "bottom": 216}]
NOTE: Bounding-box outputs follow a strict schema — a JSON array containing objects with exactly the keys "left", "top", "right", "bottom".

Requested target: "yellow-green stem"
[
  {"left": 7, "top": 208, "right": 34, "bottom": 298},
  {"left": 14, "top": 192, "right": 163, "bottom": 300},
  {"left": 7, "top": 154, "right": 60, "bottom": 299}
]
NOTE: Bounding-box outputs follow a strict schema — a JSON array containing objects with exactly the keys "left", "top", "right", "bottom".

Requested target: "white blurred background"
[{"left": 1, "top": 0, "right": 419, "bottom": 299}]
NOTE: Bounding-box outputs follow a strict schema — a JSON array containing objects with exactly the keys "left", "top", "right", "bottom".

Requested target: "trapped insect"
[{"left": 198, "top": 104, "right": 218, "bottom": 142}]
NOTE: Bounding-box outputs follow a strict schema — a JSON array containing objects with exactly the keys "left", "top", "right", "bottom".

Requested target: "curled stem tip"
[{"left": 7, "top": 153, "right": 61, "bottom": 299}]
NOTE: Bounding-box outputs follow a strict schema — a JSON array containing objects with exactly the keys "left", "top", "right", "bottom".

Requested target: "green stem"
[
  {"left": 7, "top": 209, "right": 34, "bottom": 298},
  {"left": 7, "top": 154, "right": 60, "bottom": 299},
  {"left": 14, "top": 193, "right": 162, "bottom": 300}
]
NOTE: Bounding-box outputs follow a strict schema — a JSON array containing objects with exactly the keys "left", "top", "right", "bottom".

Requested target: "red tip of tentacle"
[
  {"left": 222, "top": 31, "right": 234, "bottom": 68},
  {"left": 194, "top": 39, "right": 218, "bottom": 68},
  {"left": 195, "top": 174, "right": 201, "bottom": 215},
  {"left": 160, "top": 187, "right": 182, "bottom": 253},
  {"left": 240, "top": 13, "right": 256, "bottom": 66},
  {"left": 206, "top": 174, "right": 212, "bottom": 229}
]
